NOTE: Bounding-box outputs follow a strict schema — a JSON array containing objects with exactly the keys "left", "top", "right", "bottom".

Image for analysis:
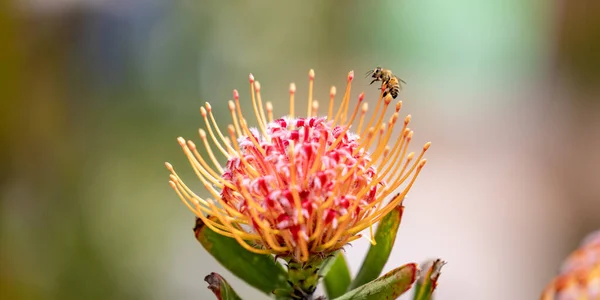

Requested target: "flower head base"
[{"left": 166, "top": 70, "right": 429, "bottom": 262}]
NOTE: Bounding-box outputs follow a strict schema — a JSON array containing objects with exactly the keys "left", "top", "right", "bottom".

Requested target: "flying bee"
[
  {"left": 365, "top": 67, "right": 406, "bottom": 99},
  {"left": 365, "top": 66, "right": 393, "bottom": 85}
]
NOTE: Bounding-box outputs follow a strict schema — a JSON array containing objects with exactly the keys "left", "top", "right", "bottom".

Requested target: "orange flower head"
[
  {"left": 166, "top": 70, "right": 430, "bottom": 262},
  {"left": 542, "top": 231, "right": 600, "bottom": 300}
]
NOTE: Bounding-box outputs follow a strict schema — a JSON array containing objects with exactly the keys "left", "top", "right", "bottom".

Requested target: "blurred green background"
[{"left": 2, "top": 0, "right": 599, "bottom": 299}]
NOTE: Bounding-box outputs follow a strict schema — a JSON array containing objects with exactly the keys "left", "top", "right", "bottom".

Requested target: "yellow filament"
[
  {"left": 320, "top": 216, "right": 353, "bottom": 250},
  {"left": 201, "top": 107, "right": 230, "bottom": 158},
  {"left": 169, "top": 171, "right": 247, "bottom": 220},
  {"left": 358, "top": 96, "right": 391, "bottom": 151},
  {"left": 177, "top": 139, "right": 225, "bottom": 190},
  {"left": 350, "top": 161, "right": 426, "bottom": 234},
  {"left": 171, "top": 179, "right": 230, "bottom": 222},
  {"left": 226, "top": 125, "right": 260, "bottom": 178},
  {"left": 170, "top": 156, "right": 245, "bottom": 218},
  {"left": 377, "top": 119, "right": 411, "bottom": 178},
  {"left": 206, "top": 105, "right": 237, "bottom": 155},
  {"left": 307, "top": 70, "right": 314, "bottom": 117},
  {"left": 249, "top": 81, "right": 268, "bottom": 138},
  {"left": 290, "top": 83, "right": 295, "bottom": 118},
  {"left": 254, "top": 81, "right": 269, "bottom": 130},
  {"left": 312, "top": 100, "right": 319, "bottom": 117},
  {"left": 288, "top": 140, "right": 304, "bottom": 225},
  {"left": 187, "top": 140, "right": 222, "bottom": 182},
  {"left": 266, "top": 101, "right": 274, "bottom": 123},
  {"left": 238, "top": 118, "right": 267, "bottom": 157},
  {"left": 198, "top": 129, "right": 225, "bottom": 175},
  {"left": 299, "top": 229, "right": 309, "bottom": 262},
  {"left": 205, "top": 200, "right": 273, "bottom": 254},
  {"left": 228, "top": 100, "right": 243, "bottom": 139},
  {"left": 356, "top": 102, "right": 368, "bottom": 135},
  {"left": 384, "top": 145, "right": 429, "bottom": 195},
  {"left": 308, "top": 134, "right": 327, "bottom": 176},
  {"left": 364, "top": 89, "right": 385, "bottom": 133},
  {"left": 234, "top": 177, "right": 267, "bottom": 214},
  {"left": 328, "top": 96, "right": 363, "bottom": 151},
  {"left": 333, "top": 79, "right": 352, "bottom": 126},
  {"left": 328, "top": 86, "right": 336, "bottom": 121}
]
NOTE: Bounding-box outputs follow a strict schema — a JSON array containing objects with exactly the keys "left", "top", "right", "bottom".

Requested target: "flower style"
[{"left": 166, "top": 70, "right": 430, "bottom": 263}]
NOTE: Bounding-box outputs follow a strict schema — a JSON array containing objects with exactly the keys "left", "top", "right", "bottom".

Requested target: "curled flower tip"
[
  {"left": 384, "top": 94, "right": 393, "bottom": 105},
  {"left": 395, "top": 101, "right": 402, "bottom": 112},
  {"left": 168, "top": 180, "right": 177, "bottom": 189},
  {"left": 198, "top": 129, "right": 206, "bottom": 138},
  {"left": 405, "top": 114, "right": 411, "bottom": 124},
  {"left": 424, "top": 142, "right": 432, "bottom": 150},
  {"left": 312, "top": 100, "right": 319, "bottom": 116},
  {"left": 249, "top": 73, "right": 255, "bottom": 83},
  {"left": 233, "top": 89, "right": 239, "bottom": 100},
  {"left": 254, "top": 81, "right": 261, "bottom": 91},
  {"left": 289, "top": 83, "right": 296, "bottom": 94},
  {"left": 358, "top": 92, "right": 365, "bottom": 102},
  {"left": 228, "top": 100, "right": 235, "bottom": 111},
  {"left": 176, "top": 136, "right": 186, "bottom": 146},
  {"left": 362, "top": 102, "right": 368, "bottom": 112},
  {"left": 169, "top": 174, "right": 177, "bottom": 182},
  {"left": 164, "top": 162, "right": 173, "bottom": 171},
  {"left": 309, "top": 69, "right": 315, "bottom": 80},
  {"left": 330, "top": 86, "right": 336, "bottom": 97},
  {"left": 382, "top": 146, "right": 390, "bottom": 157},
  {"left": 348, "top": 70, "right": 354, "bottom": 81},
  {"left": 205, "top": 102, "right": 212, "bottom": 112},
  {"left": 200, "top": 106, "right": 207, "bottom": 117}
]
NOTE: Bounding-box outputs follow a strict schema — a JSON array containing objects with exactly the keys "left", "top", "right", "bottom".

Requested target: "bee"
[{"left": 365, "top": 66, "right": 406, "bottom": 99}]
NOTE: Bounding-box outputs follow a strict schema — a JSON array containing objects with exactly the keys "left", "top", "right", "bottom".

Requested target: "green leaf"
[
  {"left": 204, "top": 272, "right": 243, "bottom": 300},
  {"left": 333, "top": 263, "right": 418, "bottom": 300},
  {"left": 322, "top": 252, "right": 352, "bottom": 299},
  {"left": 194, "top": 217, "right": 290, "bottom": 295},
  {"left": 413, "top": 259, "right": 446, "bottom": 300},
  {"left": 348, "top": 205, "right": 404, "bottom": 291}
]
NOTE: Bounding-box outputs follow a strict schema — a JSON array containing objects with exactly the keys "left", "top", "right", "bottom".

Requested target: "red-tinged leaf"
[
  {"left": 349, "top": 205, "right": 404, "bottom": 291},
  {"left": 412, "top": 259, "right": 446, "bottom": 300},
  {"left": 205, "top": 273, "right": 243, "bottom": 300},
  {"left": 194, "top": 217, "right": 290, "bottom": 295},
  {"left": 333, "top": 263, "right": 419, "bottom": 300}
]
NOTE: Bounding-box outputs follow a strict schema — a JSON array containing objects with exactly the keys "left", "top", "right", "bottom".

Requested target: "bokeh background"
[{"left": 2, "top": 0, "right": 599, "bottom": 299}]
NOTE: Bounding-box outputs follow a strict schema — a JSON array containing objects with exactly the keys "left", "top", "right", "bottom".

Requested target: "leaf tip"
[
  {"left": 418, "top": 259, "right": 446, "bottom": 284},
  {"left": 204, "top": 272, "right": 224, "bottom": 299},
  {"left": 193, "top": 216, "right": 206, "bottom": 237}
]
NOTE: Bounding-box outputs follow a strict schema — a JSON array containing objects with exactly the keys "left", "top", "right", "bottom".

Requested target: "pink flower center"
[{"left": 221, "top": 117, "right": 379, "bottom": 243}]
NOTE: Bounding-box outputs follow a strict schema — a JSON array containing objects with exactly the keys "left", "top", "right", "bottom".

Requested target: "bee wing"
[{"left": 394, "top": 75, "right": 407, "bottom": 85}]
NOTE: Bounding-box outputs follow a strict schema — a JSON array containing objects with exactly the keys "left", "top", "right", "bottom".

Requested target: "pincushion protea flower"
[
  {"left": 541, "top": 231, "right": 600, "bottom": 300},
  {"left": 165, "top": 69, "right": 430, "bottom": 298}
]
